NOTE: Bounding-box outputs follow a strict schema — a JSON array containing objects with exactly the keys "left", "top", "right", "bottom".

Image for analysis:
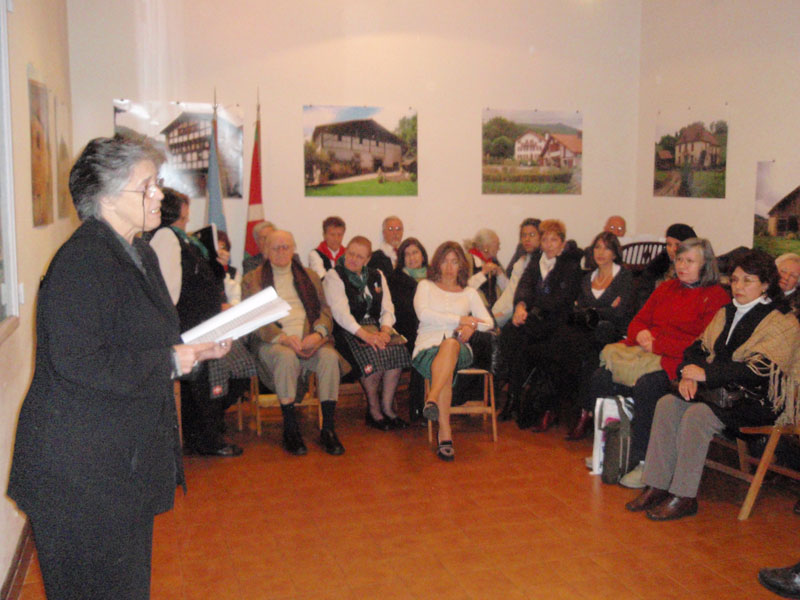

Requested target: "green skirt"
[{"left": 412, "top": 342, "right": 473, "bottom": 381}]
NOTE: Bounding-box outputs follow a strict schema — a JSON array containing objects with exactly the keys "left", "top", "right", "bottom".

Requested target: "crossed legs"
[{"left": 427, "top": 338, "right": 461, "bottom": 442}]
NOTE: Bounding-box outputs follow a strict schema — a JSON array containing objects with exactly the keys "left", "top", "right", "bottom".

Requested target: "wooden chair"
[
  {"left": 424, "top": 368, "right": 497, "bottom": 443},
  {"left": 621, "top": 241, "right": 665, "bottom": 273},
  {"left": 705, "top": 424, "right": 800, "bottom": 520},
  {"left": 244, "top": 372, "right": 322, "bottom": 436}
]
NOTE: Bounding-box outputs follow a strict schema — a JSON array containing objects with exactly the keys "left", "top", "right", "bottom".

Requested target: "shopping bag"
[{"left": 590, "top": 396, "right": 634, "bottom": 475}]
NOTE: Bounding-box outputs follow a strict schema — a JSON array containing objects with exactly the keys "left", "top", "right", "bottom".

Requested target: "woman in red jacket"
[{"left": 581, "top": 238, "right": 729, "bottom": 487}]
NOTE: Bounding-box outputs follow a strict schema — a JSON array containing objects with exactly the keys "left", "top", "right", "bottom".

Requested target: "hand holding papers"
[{"left": 181, "top": 286, "right": 290, "bottom": 343}]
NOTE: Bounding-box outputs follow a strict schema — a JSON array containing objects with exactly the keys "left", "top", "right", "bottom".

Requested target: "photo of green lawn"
[
  {"left": 304, "top": 105, "right": 417, "bottom": 197},
  {"left": 481, "top": 108, "right": 582, "bottom": 195}
]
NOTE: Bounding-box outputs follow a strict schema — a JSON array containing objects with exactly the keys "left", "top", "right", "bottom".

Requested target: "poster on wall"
[
  {"left": 29, "top": 79, "right": 53, "bottom": 227},
  {"left": 55, "top": 96, "right": 74, "bottom": 219},
  {"left": 754, "top": 160, "right": 800, "bottom": 256},
  {"left": 113, "top": 99, "right": 243, "bottom": 200},
  {"left": 482, "top": 108, "right": 582, "bottom": 195},
  {"left": 303, "top": 105, "right": 417, "bottom": 197},
  {"left": 653, "top": 106, "right": 728, "bottom": 198}
]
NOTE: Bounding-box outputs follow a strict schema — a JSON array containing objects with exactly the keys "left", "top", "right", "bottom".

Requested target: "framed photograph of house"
[
  {"left": 29, "top": 79, "right": 53, "bottom": 226},
  {"left": 55, "top": 96, "right": 74, "bottom": 219},
  {"left": 303, "top": 105, "right": 417, "bottom": 197},
  {"left": 114, "top": 99, "right": 243, "bottom": 200},
  {"left": 754, "top": 160, "right": 800, "bottom": 256},
  {"left": 482, "top": 108, "right": 582, "bottom": 195},
  {"left": 653, "top": 108, "right": 727, "bottom": 198}
]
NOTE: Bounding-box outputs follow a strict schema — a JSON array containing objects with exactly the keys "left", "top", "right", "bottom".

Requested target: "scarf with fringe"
[{"left": 700, "top": 307, "right": 800, "bottom": 425}]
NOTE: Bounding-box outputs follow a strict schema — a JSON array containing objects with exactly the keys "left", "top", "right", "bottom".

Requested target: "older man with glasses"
[
  {"left": 368, "top": 215, "right": 404, "bottom": 277},
  {"left": 242, "top": 230, "right": 346, "bottom": 456}
]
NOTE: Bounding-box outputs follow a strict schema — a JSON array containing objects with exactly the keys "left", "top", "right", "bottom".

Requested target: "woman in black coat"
[
  {"left": 7, "top": 137, "right": 230, "bottom": 599},
  {"left": 498, "top": 219, "right": 581, "bottom": 429},
  {"left": 387, "top": 237, "right": 429, "bottom": 421}
]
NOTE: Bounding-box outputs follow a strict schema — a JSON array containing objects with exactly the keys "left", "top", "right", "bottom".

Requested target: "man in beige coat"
[{"left": 243, "top": 230, "right": 348, "bottom": 456}]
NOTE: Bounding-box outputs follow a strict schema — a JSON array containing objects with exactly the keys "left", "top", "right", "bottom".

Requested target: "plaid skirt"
[
  {"left": 207, "top": 339, "right": 257, "bottom": 398},
  {"left": 339, "top": 317, "right": 411, "bottom": 377}
]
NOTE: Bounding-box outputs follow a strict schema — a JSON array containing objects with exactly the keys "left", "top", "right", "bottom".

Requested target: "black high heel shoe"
[{"left": 365, "top": 412, "right": 391, "bottom": 431}]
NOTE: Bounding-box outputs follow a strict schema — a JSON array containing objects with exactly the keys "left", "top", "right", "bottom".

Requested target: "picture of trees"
[
  {"left": 482, "top": 108, "right": 582, "bottom": 195},
  {"left": 304, "top": 105, "right": 417, "bottom": 197},
  {"left": 653, "top": 112, "right": 727, "bottom": 198}
]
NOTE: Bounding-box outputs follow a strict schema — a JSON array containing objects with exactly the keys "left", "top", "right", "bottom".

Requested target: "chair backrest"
[{"left": 621, "top": 241, "right": 665, "bottom": 273}]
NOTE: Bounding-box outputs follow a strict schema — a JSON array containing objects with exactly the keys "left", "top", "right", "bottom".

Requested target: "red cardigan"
[{"left": 626, "top": 278, "right": 729, "bottom": 379}]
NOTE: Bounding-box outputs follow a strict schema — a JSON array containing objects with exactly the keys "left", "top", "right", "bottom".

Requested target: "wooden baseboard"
[{"left": 1, "top": 519, "right": 33, "bottom": 600}]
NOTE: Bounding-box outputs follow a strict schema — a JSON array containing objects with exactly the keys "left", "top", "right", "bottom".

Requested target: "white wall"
[
  {"left": 635, "top": 0, "right": 800, "bottom": 254},
  {"left": 68, "top": 0, "right": 643, "bottom": 267},
  {"left": 0, "top": 0, "right": 75, "bottom": 580}
]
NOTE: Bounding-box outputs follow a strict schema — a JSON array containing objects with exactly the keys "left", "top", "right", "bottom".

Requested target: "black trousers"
[
  {"left": 584, "top": 367, "right": 672, "bottom": 464},
  {"left": 28, "top": 489, "right": 155, "bottom": 600}
]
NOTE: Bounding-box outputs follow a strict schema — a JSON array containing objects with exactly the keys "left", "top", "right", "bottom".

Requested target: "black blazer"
[
  {"left": 576, "top": 267, "right": 635, "bottom": 339},
  {"left": 367, "top": 249, "right": 393, "bottom": 279},
  {"left": 514, "top": 251, "right": 581, "bottom": 324},
  {"left": 8, "top": 219, "right": 183, "bottom": 516},
  {"left": 387, "top": 268, "right": 419, "bottom": 351},
  {"left": 679, "top": 302, "right": 777, "bottom": 430}
]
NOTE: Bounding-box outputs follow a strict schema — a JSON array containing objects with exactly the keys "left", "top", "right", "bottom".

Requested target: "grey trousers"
[
  {"left": 259, "top": 344, "right": 340, "bottom": 404},
  {"left": 642, "top": 394, "right": 725, "bottom": 498}
]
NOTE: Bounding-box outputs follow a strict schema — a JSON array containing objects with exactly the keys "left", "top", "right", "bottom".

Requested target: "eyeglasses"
[
  {"left": 269, "top": 245, "right": 293, "bottom": 252},
  {"left": 122, "top": 180, "right": 162, "bottom": 200},
  {"left": 386, "top": 226, "right": 403, "bottom": 232}
]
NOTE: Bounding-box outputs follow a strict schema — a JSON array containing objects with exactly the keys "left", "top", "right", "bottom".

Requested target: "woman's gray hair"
[
  {"left": 464, "top": 228, "right": 499, "bottom": 252},
  {"left": 677, "top": 237, "right": 720, "bottom": 286},
  {"left": 69, "top": 136, "right": 164, "bottom": 221}
]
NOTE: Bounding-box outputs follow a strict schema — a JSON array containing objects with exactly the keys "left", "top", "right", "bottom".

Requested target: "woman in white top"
[
  {"left": 413, "top": 242, "right": 493, "bottom": 461},
  {"left": 324, "top": 236, "right": 411, "bottom": 431}
]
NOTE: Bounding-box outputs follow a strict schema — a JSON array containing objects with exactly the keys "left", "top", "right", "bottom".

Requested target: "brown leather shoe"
[
  {"left": 566, "top": 409, "right": 592, "bottom": 441},
  {"left": 646, "top": 495, "right": 698, "bottom": 521},
  {"left": 530, "top": 410, "right": 556, "bottom": 433},
  {"left": 625, "top": 486, "right": 670, "bottom": 512}
]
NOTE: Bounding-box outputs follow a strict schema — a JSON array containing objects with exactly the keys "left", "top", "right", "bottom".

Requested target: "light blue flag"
[{"left": 206, "top": 122, "right": 228, "bottom": 232}]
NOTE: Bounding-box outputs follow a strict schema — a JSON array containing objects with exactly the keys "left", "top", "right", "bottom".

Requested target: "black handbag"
[
  {"left": 696, "top": 383, "right": 762, "bottom": 409},
  {"left": 466, "top": 329, "right": 500, "bottom": 375}
]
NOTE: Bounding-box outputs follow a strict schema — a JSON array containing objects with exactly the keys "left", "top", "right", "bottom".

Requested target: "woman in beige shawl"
[{"left": 625, "top": 250, "right": 800, "bottom": 521}]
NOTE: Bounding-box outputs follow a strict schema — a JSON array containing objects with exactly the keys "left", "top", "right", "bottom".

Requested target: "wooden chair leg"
[
  {"left": 736, "top": 438, "right": 751, "bottom": 474},
  {"left": 738, "top": 428, "right": 783, "bottom": 520},
  {"left": 489, "top": 373, "right": 497, "bottom": 442},
  {"left": 174, "top": 380, "right": 183, "bottom": 448},
  {"left": 425, "top": 378, "right": 433, "bottom": 444}
]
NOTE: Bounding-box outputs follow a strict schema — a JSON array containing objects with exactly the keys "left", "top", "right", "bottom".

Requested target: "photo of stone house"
[
  {"left": 674, "top": 123, "right": 720, "bottom": 168},
  {"left": 312, "top": 119, "right": 403, "bottom": 173}
]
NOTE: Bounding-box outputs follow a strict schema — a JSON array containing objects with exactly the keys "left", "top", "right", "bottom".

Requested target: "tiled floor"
[{"left": 18, "top": 405, "right": 800, "bottom": 599}]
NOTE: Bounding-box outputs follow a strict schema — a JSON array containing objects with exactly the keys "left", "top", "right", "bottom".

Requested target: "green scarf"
[
  {"left": 171, "top": 226, "right": 209, "bottom": 260},
  {"left": 337, "top": 255, "right": 372, "bottom": 312},
  {"left": 404, "top": 266, "right": 427, "bottom": 281}
]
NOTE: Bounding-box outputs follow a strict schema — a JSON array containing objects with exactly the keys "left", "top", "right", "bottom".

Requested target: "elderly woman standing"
[
  {"left": 7, "top": 137, "right": 230, "bottom": 599},
  {"left": 325, "top": 235, "right": 411, "bottom": 430},
  {"left": 413, "top": 242, "right": 493, "bottom": 460},
  {"left": 626, "top": 251, "right": 800, "bottom": 520}
]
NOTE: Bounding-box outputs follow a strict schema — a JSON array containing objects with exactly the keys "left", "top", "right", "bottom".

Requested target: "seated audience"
[
  {"left": 625, "top": 251, "right": 800, "bottom": 521},
  {"left": 242, "top": 230, "right": 346, "bottom": 456},
  {"left": 325, "top": 236, "right": 411, "bottom": 430},
  {"left": 242, "top": 220, "right": 276, "bottom": 275},
  {"left": 368, "top": 215, "right": 404, "bottom": 276},
  {"left": 413, "top": 242, "right": 493, "bottom": 460},
  {"left": 635, "top": 223, "right": 696, "bottom": 310},
  {"left": 499, "top": 219, "right": 581, "bottom": 429},
  {"left": 494, "top": 218, "right": 541, "bottom": 326},
  {"left": 308, "top": 215, "right": 346, "bottom": 280},
  {"left": 562, "top": 232, "right": 635, "bottom": 439},
  {"left": 150, "top": 188, "right": 254, "bottom": 457},
  {"left": 581, "top": 238, "right": 729, "bottom": 487},
  {"left": 776, "top": 252, "right": 800, "bottom": 312},
  {"left": 465, "top": 228, "right": 508, "bottom": 310},
  {"left": 387, "top": 237, "right": 429, "bottom": 422},
  {"left": 583, "top": 215, "right": 629, "bottom": 267}
]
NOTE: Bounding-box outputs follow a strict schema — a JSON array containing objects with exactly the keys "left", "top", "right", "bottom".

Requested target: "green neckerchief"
[
  {"left": 337, "top": 255, "right": 373, "bottom": 313},
  {"left": 170, "top": 225, "right": 209, "bottom": 260},
  {"left": 404, "top": 266, "right": 427, "bottom": 281}
]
